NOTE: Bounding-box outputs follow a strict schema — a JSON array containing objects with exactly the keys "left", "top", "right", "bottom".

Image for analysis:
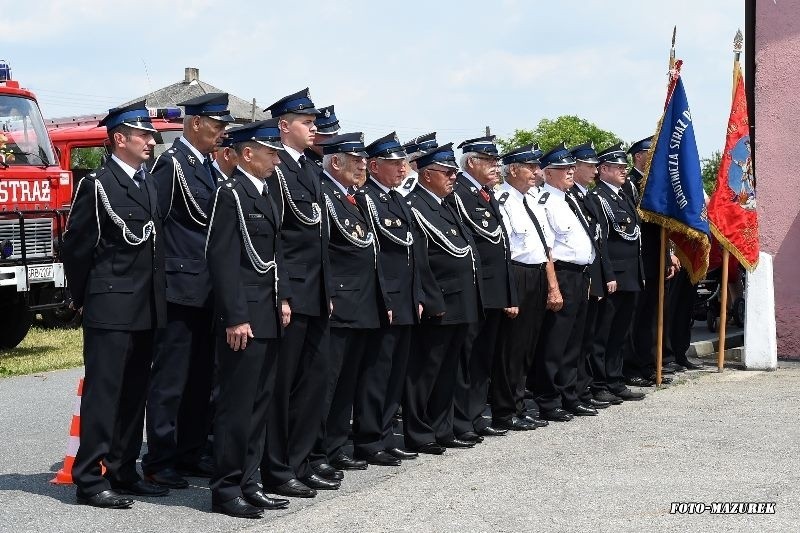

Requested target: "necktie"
[
  {"left": 522, "top": 196, "right": 551, "bottom": 258},
  {"left": 132, "top": 167, "right": 146, "bottom": 188},
  {"left": 346, "top": 194, "right": 357, "bottom": 205},
  {"left": 202, "top": 157, "right": 216, "bottom": 187},
  {"left": 479, "top": 187, "right": 491, "bottom": 202},
  {"left": 262, "top": 183, "right": 270, "bottom": 198},
  {"left": 298, "top": 155, "right": 307, "bottom": 169},
  {"left": 566, "top": 191, "right": 597, "bottom": 247}
]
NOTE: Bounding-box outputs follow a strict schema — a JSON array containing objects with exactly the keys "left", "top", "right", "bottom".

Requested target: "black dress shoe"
[
  {"left": 244, "top": 490, "right": 289, "bottom": 510},
  {"left": 614, "top": 388, "right": 646, "bottom": 401},
  {"left": 593, "top": 390, "right": 623, "bottom": 405},
  {"left": 677, "top": 359, "right": 704, "bottom": 370},
  {"left": 662, "top": 362, "right": 678, "bottom": 374},
  {"left": 176, "top": 456, "right": 214, "bottom": 478},
  {"left": 300, "top": 473, "right": 340, "bottom": 490},
  {"left": 648, "top": 373, "right": 673, "bottom": 384},
  {"left": 493, "top": 417, "right": 535, "bottom": 431},
  {"left": 110, "top": 479, "right": 169, "bottom": 497},
  {"left": 414, "top": 442, "right": 446, "bottom": 455},
  {"left": 361, "top": 450, "right": 401, "bottom": 467},
  {"left": 144, "top": 468, "right": 189, "bottom": 489},
  {"left": 521, "top": 415, "right": 549, "bottom": 428},
  {"left": 312, "top": 462, "right": 344, "bottom": 481},
  {"left": 625, "top": 376, "right": 655, "bottom": 387},
  {"left": 568, "top": 404, "right": 598, "bottom": 416},
  {"left": 540, "top": 408, "right": 573, "bottom": 422},
  {"left": 212, "top": 496, "right": 264, "bottom": 518},
  {"left": 476, "top": 426, "right": 508, "bottom": 437},
  {"left": 456, "top": 431, "right": 484, "bottom": 443},
  {"left": 438, "top": 437, "right": 476, "bottom": 448},
  {"left": 386, "top": 447, "right": 418, "bottom": 460},
  {"left": 588, "top": 398, "right": 611, "bottom": 409},
  {"left": 267, "top": 478, "right": 317, "bottom": 498},
  {"left": 330, "top": 453, "right": 368, "bottom": 471},
  {"left": 76, "top": 489, "right": 133, "bottom": 509}
]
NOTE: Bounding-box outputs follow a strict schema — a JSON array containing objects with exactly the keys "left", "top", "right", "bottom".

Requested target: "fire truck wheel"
[{"left": 0, "top": 297, "right": 34, "bottom": 349}]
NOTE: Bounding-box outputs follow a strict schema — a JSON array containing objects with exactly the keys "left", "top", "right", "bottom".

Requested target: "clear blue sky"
[{"left": 1, "top": 0, "right": 744, "bottom": 157}]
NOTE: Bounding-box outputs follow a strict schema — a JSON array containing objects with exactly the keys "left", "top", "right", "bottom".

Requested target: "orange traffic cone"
[{"left": 51, "top": 378, "right": 84, "bottom": 484}]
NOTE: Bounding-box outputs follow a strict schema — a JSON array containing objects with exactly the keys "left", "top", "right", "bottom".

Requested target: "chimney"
[{"left": 184, "top": 67, "right": 199, "bottom": 83}]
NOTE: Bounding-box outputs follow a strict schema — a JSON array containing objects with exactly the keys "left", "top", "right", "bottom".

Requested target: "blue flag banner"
[{"left": 639, "top": 75, "right": 710, "bottom": 283}]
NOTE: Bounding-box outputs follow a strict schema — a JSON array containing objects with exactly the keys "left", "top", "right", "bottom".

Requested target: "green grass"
[{"left": 0, "top": 325, "right": 83, "bottom": 377}]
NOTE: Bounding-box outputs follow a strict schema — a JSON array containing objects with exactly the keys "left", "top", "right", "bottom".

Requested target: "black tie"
[
  {"left": 565, "top": 191, "right": 598, "bottom": 248},
  {"left": 202, "top": 157, "right": 216, "bottom": 187},
  {"left": 522, "top": 196, "right": 551, "bottom": 258},
  {"left": 132, "top": 167, "right": 146, "bottom": 188}
]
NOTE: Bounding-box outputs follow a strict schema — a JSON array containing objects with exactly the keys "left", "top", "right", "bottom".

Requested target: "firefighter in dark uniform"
[
  {"left": 304, "top": 104, "right": 339, "bottom": 168},
  {"left": 533, "top": 143, "right": 597, "bottom": 421},
  {"left": 569, "top": 142, "right": 614, "bottom": 411},
  {"left": 260, "top": 89, "right": 337, "bottom": 499},
  {"left": 356, "top": 132, "right": 421, "bottom": 465},
  {"left": 212, "top": 131, "right": 239, "bottom": 182},
  {"left": 318, "top": 132, "right": 391, "bottom": 470},
  {"left": 144, "top": 93, "right": 234, "bottom": 488},
  {"left": 589, "top": 144, "right": 646, "bottom": 403},
  {"left": 449, "top": 135, "right": 518, "bottom": 442},
  {"left": 206, "top": 120, "right": 290, "bottom": 518},
  {"left": 404, "top": 143, "right": 483, "bottom": 454},
  {"left": 63, "top": 101, "right": 167, "bottom": 509}
]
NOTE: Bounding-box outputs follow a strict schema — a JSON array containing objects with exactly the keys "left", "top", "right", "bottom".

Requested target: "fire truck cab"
[{"left": 0, "top": 60, "right": 72, "bottom": 348}]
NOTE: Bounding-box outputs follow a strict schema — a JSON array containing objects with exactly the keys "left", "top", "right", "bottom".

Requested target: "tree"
[
  {"left": 497, "top": 115, "right": 623, "bottom": 154},
  {"left": 701, "top": 150, "right": 722, "bottom": 194}
]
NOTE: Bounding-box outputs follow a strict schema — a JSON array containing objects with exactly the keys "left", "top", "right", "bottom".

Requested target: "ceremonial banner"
[
  {"left": 639, "top": 72, "right": 710, "bottom": 284},
  {"left": 707, "top": 66, "right": 759, "bottom": 271}
]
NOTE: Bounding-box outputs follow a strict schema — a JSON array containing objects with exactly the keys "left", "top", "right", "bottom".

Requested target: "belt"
[
  {"left": 554, "top": 260, "right": 589, "bottom": 273},
  {"left": 511, "top": 260, "right": 546, "bottom": 270}
]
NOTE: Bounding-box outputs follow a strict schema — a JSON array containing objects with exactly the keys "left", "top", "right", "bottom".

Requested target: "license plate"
[{"left": 27, "top": 265, "right": 54, "bottom": 282}]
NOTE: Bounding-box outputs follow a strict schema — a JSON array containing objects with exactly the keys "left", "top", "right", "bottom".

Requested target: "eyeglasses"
[
  {"left": 473, "top": 155, "right": 500, "bottom": 164},
  {"left": 428, "top": 167, "right": 457, "bottom": 177}
]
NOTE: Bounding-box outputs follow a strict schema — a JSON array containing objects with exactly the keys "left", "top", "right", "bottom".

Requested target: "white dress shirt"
[
  {"left": 495, "top": 182, "right": 550, "bottom": 265},
  {"left": 283, "top": 144, "right": 304, "bottom": 165},
  {"left": 178, "top": 136, "right": 206, "bottom": 162},
  {"left": 237, "top": 166, "right": 267, "bottom": 195},
  {"left": 110, "top": 154, "right": 141, "bottom": 187},
  {"left": 540, "top": 183, "right": 594, "bottom": 265}
]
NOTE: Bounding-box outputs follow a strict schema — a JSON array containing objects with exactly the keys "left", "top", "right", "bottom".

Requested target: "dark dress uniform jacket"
[
  {"left": 408, "top": 189, "right": 482, "bottom": 324},
  {"left": 321, "top": 176, "right": 388, "bottom": 329},
  {"left": 447, "top": 173, "right": 517, "bottom": 309},
  {"left": 205, "top": 169, "right": 286, "bottom": 339},
  {"left": 63, "top": 159, "right": 166, "bottom": 330},
  {"left": 359, "top": 178, "right": 422, "bottom": 326},
  {"left": 272, "top": 150, "right": 333, "bottom": 316},
  {"left": 627, "top": 168, "right": 665, "bottom": 280},
  {"left": 151, "top": 139, "right": 216, "bottom": 307},
  {"left": 590, "top": 181, "right": 644, "bottom": 293},
  {"left": 570, "top": 186, "right": 614, "bottom": 298}
]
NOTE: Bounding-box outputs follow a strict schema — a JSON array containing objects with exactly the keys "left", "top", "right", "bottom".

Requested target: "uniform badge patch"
[
  {"left": 187, "top": 154, "right": 195, "bottom": 164},
  {"left": 355, "top": 224, "right": 365, "bottom": 238},
  {"left": 482, "top": 220, "right": 489, "bottom": 227},
  {"left": 384, "top": 218, "right": 392, "bottom": 227},
  {"left": 247, "top": 213, "right": 264, "bottom": 219},
  {"left": 394, "top": 219, "right": 402, "bottom": 227},
  {"left": 450, "top": 228, "right": 457, "bottom": 235},
  {"left": 497, "top": 192, "right": 509, "bottom": 205},
  {"left": 538, "top": 192, "right": 550, "bottom": 205}
]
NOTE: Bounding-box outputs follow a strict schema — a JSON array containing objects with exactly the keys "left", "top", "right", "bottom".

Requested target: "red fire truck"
[{"left": 0, "top": 61, "right": 73, "bottom": 348}]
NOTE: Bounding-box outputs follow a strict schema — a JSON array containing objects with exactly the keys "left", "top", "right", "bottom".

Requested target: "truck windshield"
[{"left": 0, "top": 95, "right": 57, "bottom": 167}]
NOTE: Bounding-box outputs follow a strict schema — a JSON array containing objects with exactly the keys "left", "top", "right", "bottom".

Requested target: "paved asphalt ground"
[{"left": 1, "top": 359, "right": 797, "bottom": 533}]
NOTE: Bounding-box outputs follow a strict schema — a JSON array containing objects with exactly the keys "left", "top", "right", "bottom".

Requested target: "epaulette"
[
  {"left": 403, "top": 177, "right": 416, "bottom": 190},
  {"left": 538, "top": 192, "right": 550, "bottom": 205},
  {"left": 497, "top": 191, "right": 509, "bottom": 205}
]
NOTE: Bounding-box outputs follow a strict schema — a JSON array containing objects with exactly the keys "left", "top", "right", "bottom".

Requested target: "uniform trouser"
[
  {"left": 262, "top": 313, "right": 329, "bottom": 485},
  {"left": 403, "top": 323, "right": 469, "bottom": 448},
  {"left": 626, "top": 278, "right": 674, "bottom": 378},
  {"left": 324, "top": 327, "right": 382, "bottom": 460},
  {"left": 591, "top": 290, "right": 637, "bottom": 394},
  {"left": 669, "top": 268, "right": 696, "bottom": 362},
  {"left": 577, "top": 296, "right": 600, "bottom": 404},
  {"left": 491, "top": 263, "right": 547, "bottom": 422},
  {"left": 453, "top": 309, "right": 503, "bottom": 436},
  {"left": 143, "top": 303, "right": 214, "bottom": 475},
  {"left": 73, "top": 327, "right": 154, "bottom": 496},
  {"left": 211, "top": 336, "right": 278, "bottom": 503},
  {"left": 368, "top": 325, "right": 413, "bottom": 454},
  {"left": 534, "top": 267, "right": 589, "bottom": 411}
]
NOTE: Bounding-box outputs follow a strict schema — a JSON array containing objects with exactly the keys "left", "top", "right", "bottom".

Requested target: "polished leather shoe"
[
  {"left": 438, "top": 438, "right": 475, "bottom": 448},
  {"left": 521, "top": 415, "right": 549, "bottom": 428},
  {"left": 330, "top": 453, "right": 368, "bottom": 471},
  {"left": 176, "top": 456, "right": 214, "bottom": 478},
  {"left": 588, "top": 398, "right": 611, "bottom": 409},
  {"left": 110, "top": 479, "right": 169, "bottom": 496},
  {"left": 614, "top": 388, "right": 646, "bottom": 401},
  {"left": 244, "top": 490, "right": 289, "bottom": 510},
  {"left": 144, "top": 468, "right": 188, "bottom": 489},
  {"left": 540, "top": 408, "right": 573, "bottom": 422},
  {"left": 593, "top": 390, "right": 623, "bottom": 405},
  {"left": 625, "top": 376, "right": 655, "bottom": 387},
  {"left": 300, "top": 473, "right": 340, "bottom": 490},
  {"left": 312, "top": 462, "right": 344, "bottom": 481},
  {"left": 386, "top": 447, "right": 418, "bottom": 460},
  {"left": 267, "top": 478, "right": 317, "bottom": 498},
  {"left": 569, "top": 404, "right": 598, "bottom": 416},
  {"left": 456, "top": 431, "right": 484, "bottom": 444},
  {"left": 648, "top": 374, "right": 673, "bottom": 384},
  {"left": 677, "top": 359, "right": 704, "bottom": 370},
  {"left": 212, "top": 496, "right": 264, "bottom": 518},
  {"left": 662, "top": 362, "right": 678, "bottom": 374},
  {"left": 493, "top": 417, "right": 535, "bottom": 431},
  {"left": 76, "top": 489, "right": 133, "bottom": 509},
  {"left": 476, "top": 426, "right": 508, "bottom": 437},
  {"left": 415, "top": 442, "right": 445, "bottom": 455},
  {"left": 361, "top": 450, "right": 401, "bottom": 467}
]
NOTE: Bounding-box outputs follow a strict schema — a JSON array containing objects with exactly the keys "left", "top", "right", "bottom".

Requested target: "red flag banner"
[{"left": 707, "top": 66, "right": 759, "bottom": 271}]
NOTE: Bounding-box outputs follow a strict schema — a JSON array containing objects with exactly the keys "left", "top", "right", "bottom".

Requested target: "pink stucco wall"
[{"left": 756, "top": 0, "right": 800, "bottom": 357}]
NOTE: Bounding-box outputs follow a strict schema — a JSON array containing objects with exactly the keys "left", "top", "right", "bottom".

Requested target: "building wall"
[{"left": 755, "top": 0, "right": 800, "bottom": 357}]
